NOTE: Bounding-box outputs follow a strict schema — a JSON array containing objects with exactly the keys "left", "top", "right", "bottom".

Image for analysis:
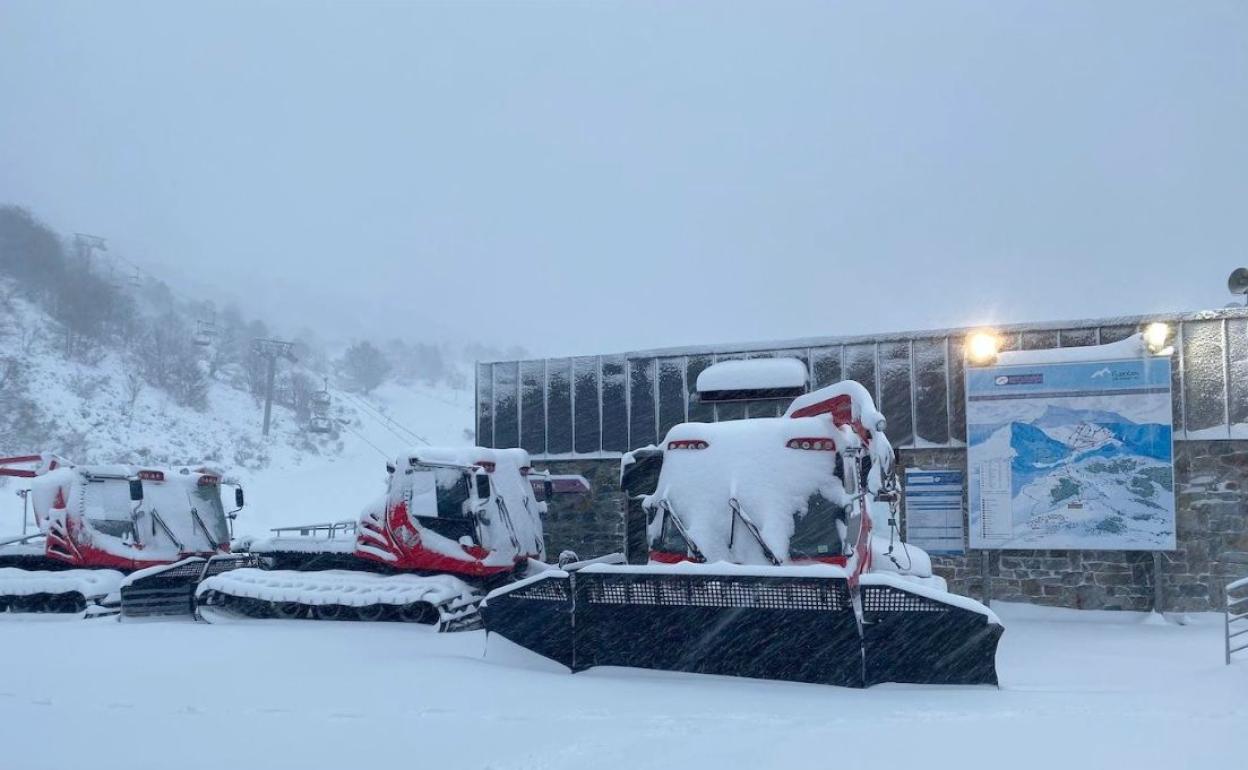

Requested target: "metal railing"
[
  {"left": 268, "top": 520, "right": 357, "bottom": 539},
  {"left": 1227, "top": 576, "right": 1248, "bottom": 665}
]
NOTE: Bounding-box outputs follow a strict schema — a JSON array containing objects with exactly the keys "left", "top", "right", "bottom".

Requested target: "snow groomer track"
[{"left": 196, "top": 567, "right": 479, "bottom": 625}]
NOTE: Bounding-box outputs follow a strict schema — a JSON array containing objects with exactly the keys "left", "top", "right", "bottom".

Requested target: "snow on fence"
[{"left": 1227, "top": 576, "right": 1248, "bottom": 665}]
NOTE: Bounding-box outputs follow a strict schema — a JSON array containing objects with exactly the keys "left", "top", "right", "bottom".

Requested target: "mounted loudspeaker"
[{"left": 1229, "top": 267, "right": 1248, "bottom": 296}]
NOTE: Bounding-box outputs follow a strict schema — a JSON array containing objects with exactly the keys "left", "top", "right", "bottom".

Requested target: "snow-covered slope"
[
  {"left": 0, "top": 291, "right": 475, "bottom": 538},
  {"left": 236, "top": 381, "right": 476, "bottom": 537}
]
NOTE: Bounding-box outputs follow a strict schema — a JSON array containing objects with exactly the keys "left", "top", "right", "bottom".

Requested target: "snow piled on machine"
[
  {"left": 644, "top": 382, "right": 901, "bottom": 565},
  {"left": 695, "top": 357, "right": 808, "bottom": 392},
  {"left": 196, "top": 568, "right": 475, "bottom": 609},
  {"left": 650, "top": 417, "right": 849, "bottom": 563},
  {"left": 398, "top": 446, "right": 546, "bottom": 564},
  {"left": 28, "top": 464, "right": 230, "bottom": 561},
  {"left": 0, "top": 567, "right": 124, "bottom": 599}
]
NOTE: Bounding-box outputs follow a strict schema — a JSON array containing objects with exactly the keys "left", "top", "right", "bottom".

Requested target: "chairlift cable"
[{"left": 338, "top": 421, "right": 391, "bottom": 459}]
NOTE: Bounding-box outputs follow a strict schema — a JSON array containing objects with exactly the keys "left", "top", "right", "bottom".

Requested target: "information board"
[
  {"left": 902, "top": 468, "right": 965, "bottom": 554},
  {"left": 966, "top": 352, "right": 1175, "bottom": 550}
]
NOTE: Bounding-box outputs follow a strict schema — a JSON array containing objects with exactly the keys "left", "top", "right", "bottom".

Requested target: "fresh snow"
[
  {"left": 248, "top": 535, "right": 358, "bottom": 555},
  {"left": 0, "top": 567, "right": 123, "bottom": 598},
  {"left": 859, "top": 572, "right": 998, "bottom": 624},
  {"left": 196, "top": 568, "right": 475, "bottom": 608},
  {"left": 695, "top": 357, "right": 807, "bottom": 392},
  {"left": 0, "top": 603, "right": 1242, "bottom": 770},
  {"left": 994, "top": 332, "right": 1155, "bottom": 365}
]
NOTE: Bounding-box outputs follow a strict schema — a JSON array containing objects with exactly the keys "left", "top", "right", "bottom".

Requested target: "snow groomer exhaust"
[{"left": 483, "top": 370, "right": 1002, "bottom": 688}]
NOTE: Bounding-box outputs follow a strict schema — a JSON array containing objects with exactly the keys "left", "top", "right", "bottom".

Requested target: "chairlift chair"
[{"left": 194, "top": 319, "right": 217, "bottom": 348}]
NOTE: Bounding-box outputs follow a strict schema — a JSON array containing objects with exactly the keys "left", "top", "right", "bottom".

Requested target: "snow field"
[{"left": 0, "top": 603, "right": 1243, "bottom": 770}]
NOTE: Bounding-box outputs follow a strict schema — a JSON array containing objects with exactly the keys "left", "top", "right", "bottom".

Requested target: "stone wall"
[
  {"left": 538, "top": 459, "right": 627, "bottom": 561},
  {"left": 533, "top": 442, "right": 1248, "bottom": 612}
]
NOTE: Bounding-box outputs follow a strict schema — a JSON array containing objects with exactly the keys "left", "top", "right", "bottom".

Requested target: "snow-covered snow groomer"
[
  {"left": 0, "top": 453, "right": 243, "bottom": 616},
  {"left": 483, "top": 365, "right": 1003, "bottom": 688},
  {"left": 177, "top": 447, "right": 588, "bottom": 628}
]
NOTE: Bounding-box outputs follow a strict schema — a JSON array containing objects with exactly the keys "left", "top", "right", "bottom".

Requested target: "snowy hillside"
[{"left": 0, "top": 288, "right": 475, "bottom": 538}]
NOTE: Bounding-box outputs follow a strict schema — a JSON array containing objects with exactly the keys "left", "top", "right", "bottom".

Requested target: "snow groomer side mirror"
[
  {"left": 621, "top": 448, "right": 664, "bottom": 498},
  {"left": 621, "top": 448, "right": 664, "bottom": 565},
  {"left": 475, "top": 473, "right": 492, "bottom": 502},
  {"left": 128, "top": 478, "right": 144, "bottom": 502},
  {"left": 234, "top": 487, "right": 245, "bottom": 509}
]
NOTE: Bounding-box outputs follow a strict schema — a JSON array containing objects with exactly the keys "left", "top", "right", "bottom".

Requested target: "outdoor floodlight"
[
  {"left": 966, "top": 331, "right": 1001, "bottom": 365},
  {"left": 1142, "top": 322, "right": 1172, "bottom": 354}
]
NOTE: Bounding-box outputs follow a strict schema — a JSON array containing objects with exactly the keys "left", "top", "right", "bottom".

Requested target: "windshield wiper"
[
  {"left": 658, "top": 499, "right": 706, "bottom": 563},
  {"left": 728, "top": 497, "right": 781, "bottom": 566}
]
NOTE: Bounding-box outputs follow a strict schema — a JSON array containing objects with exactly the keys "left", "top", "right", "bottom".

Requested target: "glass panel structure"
[
  {"left": 913, "top": 338, "right": 949, "bottom": 445},
  {"left": 493, "top": 362, "right": 519, "bottom": 449},
  {"left": 573, "top": 357, "right": 600, "bottom": 454},
  {"left": 520, "top": 360, "right": 547, "bottom": 454},
  {"left": 1182, "top": 320, "right": 1226, "bottom": 435},
  {"left": 844, "top": 344, "right": 877, "bottom": 401},
  {"left": 629, "top": 358, "right": 657, "bottom": 449},
  {"left": 878, "top": 341, "right": 913, "bottom": 446},
  {"left": 658, "top": 358, "right": 686, "bottom": 438},
  {"left": 948, "top": 337, "right": 967, "bottom": 444},
  {"left": 546, "top": 358, "right": 573, "bottom": 454},
  {"left": 1228, "top": 319, "right": 1248, "bottom": 430},
  {"left": 601, "top": 356, "right": 628, "bottom": 452},
  {"left": 686, "top": 355, "right": 714, "bottom": 423},
  {"left": 477, "top": 311, "right": 1247, "bottom": 456},
  {"left": 1022, "top": 330, "right": 1059, "bottom": 350},
  {"left": 811, "top": 347, "right": 842, "bottom": 389},
  {"left": 1058, "top": 328, "right": 1098, "bottom": 347},
  {"left": 476, "top": 363, "right": 493, "bottom": 447}
]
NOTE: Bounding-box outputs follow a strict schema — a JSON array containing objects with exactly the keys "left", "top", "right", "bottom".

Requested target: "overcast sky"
[{"left": 1, "top": 1, "right": 1245, "bottom": 357}]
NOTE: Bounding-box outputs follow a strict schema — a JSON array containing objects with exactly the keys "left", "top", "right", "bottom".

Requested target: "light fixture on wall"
[
  {"left": 1230, "top": 268, "right": 1248, "bottom": 306},
  {"left": 1142, "top": 322, "right": 1172, "bottom": 354},
  {"left": 966, "top": 331, "right": 1001, "bottom": 365}
]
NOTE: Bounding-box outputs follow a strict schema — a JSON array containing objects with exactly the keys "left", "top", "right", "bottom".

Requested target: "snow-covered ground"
[{"left": 0, "top": 603, "right": 1242, "bottom": 770}]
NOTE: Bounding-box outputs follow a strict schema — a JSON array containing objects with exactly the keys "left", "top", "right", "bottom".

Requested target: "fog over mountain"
[{"left": 2, "top": 2, "right": 1246, "bottom": 359}]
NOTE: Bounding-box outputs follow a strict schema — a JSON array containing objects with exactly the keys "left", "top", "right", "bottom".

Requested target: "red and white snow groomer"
[
  {"left": 188, "top": 447, "right": 590, "bottom": 628},
  {"left": 0, "top": 454, "right": 243, "bottom": 615}
]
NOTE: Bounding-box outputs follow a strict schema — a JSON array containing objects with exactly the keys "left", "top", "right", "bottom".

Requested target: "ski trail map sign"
[{"left": 966, "top": 343, "right": 1176, "bottom": 550}]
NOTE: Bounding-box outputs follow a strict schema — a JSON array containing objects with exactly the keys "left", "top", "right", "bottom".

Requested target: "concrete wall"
[{"left": 536, "top": 441, "right": 1248, "bottom": 612}]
